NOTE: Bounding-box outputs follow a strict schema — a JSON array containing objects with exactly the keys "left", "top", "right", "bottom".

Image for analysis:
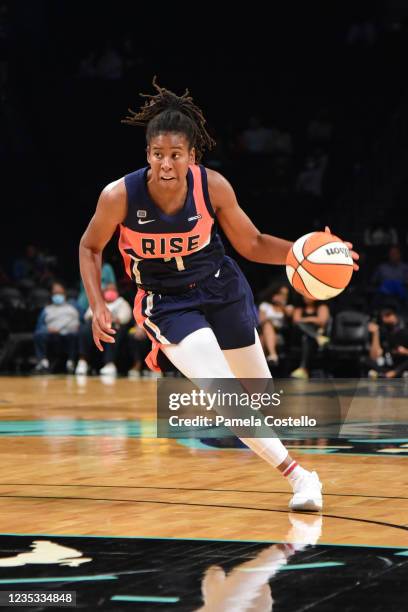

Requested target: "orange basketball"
[{"left": 286, "top": 231, "right": 353, "bottom": 300}]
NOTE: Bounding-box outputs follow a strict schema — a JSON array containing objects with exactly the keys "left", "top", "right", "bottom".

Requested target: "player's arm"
[
  {"left": 207, "top": 169, "right": 292, "bottom": 265},
  {"left": 79, "top": 179, "right": 127, "bottom": 350},
  {"left": 368, "top": 321, "right": 383, "bottom": 360},
  {"left": 207, "top": 169, "right": 359, "bottom": 270}
]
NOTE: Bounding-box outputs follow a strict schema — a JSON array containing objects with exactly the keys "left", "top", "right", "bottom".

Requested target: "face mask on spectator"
[
  {"left": 52, "top": 294, "right": 65, "bottom": 305},
  {"left": 104, "top": 290, "right": 119, "bottom": 303}
]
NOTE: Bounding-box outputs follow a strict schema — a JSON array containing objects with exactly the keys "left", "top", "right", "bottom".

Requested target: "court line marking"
[
  {"left": 0, "top": 532, "right": 406, "bottom": 549},
  {"left": 0, "top": 575, "right": 117, "bottom": 584},
  {"left": 0, "top": 483, "right": 406, "bottom": 501},
  {"left": 240, "top": 561, "right": 345, "bottom": 571},
  {"left": 0, "top": 494, "right": 406, "bottom": 533},
  {"left": 0, "top": 569, "right": 156, "bottom": 585},
  {"left": 112, "top": 595, "right": 179, "bottom": 603}
]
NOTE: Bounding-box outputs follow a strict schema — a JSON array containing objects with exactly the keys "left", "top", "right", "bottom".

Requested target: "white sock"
[
  {"left": 240, "top": 438, "right": 289, "bottom": 468},
  {"left": 283, "top": 461, "right": 309, "bottom": 486},
  {"left": 40, "top": 358, "right": 49, "bottom": 368}
]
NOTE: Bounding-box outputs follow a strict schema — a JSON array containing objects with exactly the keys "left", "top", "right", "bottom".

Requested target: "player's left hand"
[{"left": 325, "top": 226, "right": 359, "bottom": 271}]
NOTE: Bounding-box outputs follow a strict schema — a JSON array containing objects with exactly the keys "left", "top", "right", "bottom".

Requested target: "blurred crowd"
[{"left": 2, "top": 237, "right": 408, "bottom": 379}]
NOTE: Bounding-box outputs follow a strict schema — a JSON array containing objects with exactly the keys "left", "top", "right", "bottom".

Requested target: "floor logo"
[{"left": 0, "top": 540, "right": 92, "bottom": 567}]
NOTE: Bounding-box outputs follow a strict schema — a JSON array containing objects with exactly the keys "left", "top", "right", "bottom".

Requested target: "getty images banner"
[{"left": 155, "top": 378, "right": 355, "bottom": 439}]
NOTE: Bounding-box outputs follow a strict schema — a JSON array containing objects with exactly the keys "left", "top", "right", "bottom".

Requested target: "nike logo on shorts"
[{"left": 138, "top": 219, "right": 156, "bottom": 225}]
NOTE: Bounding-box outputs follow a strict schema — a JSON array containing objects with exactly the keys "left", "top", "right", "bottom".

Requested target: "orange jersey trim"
[{"left": 134, "top": 289, "right": 166, "bottom": 372}]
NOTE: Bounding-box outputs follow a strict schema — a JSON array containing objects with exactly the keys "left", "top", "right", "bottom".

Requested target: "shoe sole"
[{"left": 289, "top": 499, "right": 323, "bottom": 512}]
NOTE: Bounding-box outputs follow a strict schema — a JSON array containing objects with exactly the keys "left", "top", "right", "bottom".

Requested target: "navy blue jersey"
[{"left": 119, "top": 164, "right": 225, "bottom": 291}]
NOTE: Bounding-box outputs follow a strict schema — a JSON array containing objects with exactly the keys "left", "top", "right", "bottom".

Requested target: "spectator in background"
[
  {"left": 295, "top": 149, "right": 328, "bottom": 199},
  {"left": 77, "top": 258, "right": 116, "bottom": 315},
  {"left": 367, "top": 306, "right": 408, "bottom": 378},
  {"left": 127, "top": 326, "right": 151, "bottom": 378},
  {"left": 346, "top": 19, "right": 378, "bottom": 46},
  {"left": 96, "top": 40, "right": 123, "bottom": 80},
  {"left": 290, "top": 296, "right": 330, "bottom": 380},
  {"left": 371, "top": 245, "right": 408, "bottom": 305},
  {"left": 364, "top": 220, "right": 398, "bottom": 247},
  {"left": 33, "top": 282, "right": 79, "bottom": 374},
  {"left": 237, "top": 116, "right": 292, "bottom": 196},
  {"left": 258, "top": 284, "right": 294, "bottom": 365},
  {"left": 120, "top": 34, "right": 146, "bottom": 79},
  {"left": 12, "top": 244, "right": 53, "bottom": 286},
  {"left": 75, "top": 283, "right": 132, "bottom": 376},
  {"left": 238, "top": 115, "right": 276, "bottom": 154}
]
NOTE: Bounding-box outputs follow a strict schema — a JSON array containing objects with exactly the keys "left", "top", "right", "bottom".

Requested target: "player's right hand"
[{"left": 92, "top": 304, "right": 116, "bottom": 351}]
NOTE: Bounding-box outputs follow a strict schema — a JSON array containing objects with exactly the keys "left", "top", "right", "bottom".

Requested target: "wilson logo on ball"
[{"left": 325, "top": 247, "right": 350, "bottom": 257}]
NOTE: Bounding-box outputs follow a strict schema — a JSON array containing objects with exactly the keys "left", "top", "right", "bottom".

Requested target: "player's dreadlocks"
[{"left": 121, "top": 76, "right": 216, "bottom": 163}]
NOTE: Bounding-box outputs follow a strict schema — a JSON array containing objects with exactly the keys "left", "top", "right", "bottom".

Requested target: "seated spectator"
[
  {"left": 77, "top": 258, "right": 116, "bottom": 315},
  {"left": 371, "top": 246, "right": 408, "bottom": 306},
  {"left": 12, "top": 244, "right": 53, "bottom": 287},
  {"left": 363, "top": 220, "right": 398, "bottom": 247},
  {"left": 238, "top": 115, "right": 277, "bottom": 154},
  {"left": 290, "top": 296, "right": 330, "bottom": 380},
  {"left": 95, "top": 40, "right": 124, "bottom": 80},
  {"left": 75, "top": 284, "right": 132, "bottom": 376},
  {"left": 295, "top": 149, "right": 328, "bottom": 198},
  {"left": 258, "top": 284, "right": 294, "bottom": 365},
  {"left": 127, "top": 325, "right": 151, "bottom": 378},
  {"left": 33, "top": 282, "right": 80, "bottom": 374},
  {"left": 367, "top": 306, "right": 408, "bottom": 379}
]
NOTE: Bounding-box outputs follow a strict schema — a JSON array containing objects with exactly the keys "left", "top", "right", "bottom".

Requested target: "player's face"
[{"left": 147, "top": 133, "right": 195, "bottom": 190}]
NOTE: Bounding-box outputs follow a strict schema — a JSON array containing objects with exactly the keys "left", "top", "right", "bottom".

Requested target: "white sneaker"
[
  {"left": 75, "top": 359, "right": 88, "bottom": 375},
  {"left": 368, "top": 369, "right": 378, "bottom": 379},
  {"left": 128, "top": 368, "right": 141, "bottom": 379},
  {"left": 99, "top": 362, "right": 117, "bottom": 376},
  {"left": 66, "top": 359, "right": 75, "bottom": 374},
  {"left": 290, "top": 367, "right": 309, "bottom": 380},
  {"left": 289, "top": 471, "right": 323, "bottom": 512},
  {"left": 147, "top": 370, "right": 162, "bottom": 378}
]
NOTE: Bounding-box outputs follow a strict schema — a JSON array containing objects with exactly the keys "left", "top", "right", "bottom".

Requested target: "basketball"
[{"left": 286, "top": 231, "right": 353, "bottom": 300}]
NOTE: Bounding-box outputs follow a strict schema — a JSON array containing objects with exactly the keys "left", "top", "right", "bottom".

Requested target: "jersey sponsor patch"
[{"left": 137, "top": 210, "right": 147, "bottom": 218}]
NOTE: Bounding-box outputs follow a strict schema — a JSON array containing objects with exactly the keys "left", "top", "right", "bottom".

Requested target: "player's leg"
[
  {"left": 261, "top": 320, "right": 279, "bottom": 363},
  {"left": 162, "top": 328, "right": 322, "bottom": 511},
  {"left": 222, "top": 330, "right": 323, "bottom": 512},
  {"left": 162, "top": 329, "right": 288, "bottom": 469},
  {"left": 161, "top": 327, "right": 235, "bottom": 378}
]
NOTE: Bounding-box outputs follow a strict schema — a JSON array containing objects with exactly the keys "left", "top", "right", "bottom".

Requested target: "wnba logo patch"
[{"left": 137, "top": 210, "right": 147, "bottom": 218}]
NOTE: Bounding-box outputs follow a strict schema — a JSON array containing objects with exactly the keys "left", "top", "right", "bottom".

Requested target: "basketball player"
[{"left": 79, "top": 78, "right": 359, "bottom": 511}]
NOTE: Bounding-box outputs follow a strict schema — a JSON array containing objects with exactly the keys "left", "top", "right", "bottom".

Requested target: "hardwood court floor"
[{"left": 0, "top": 376, "right": 407, "bottom": 548}]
